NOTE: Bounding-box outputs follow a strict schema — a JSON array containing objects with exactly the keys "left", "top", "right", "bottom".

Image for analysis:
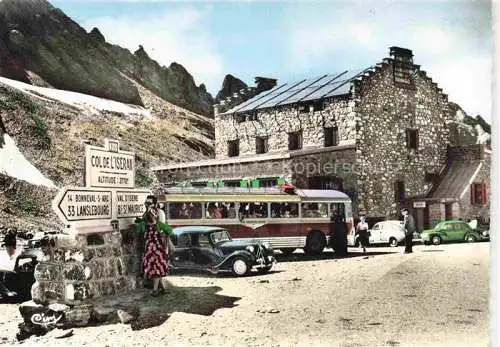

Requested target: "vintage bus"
[{"left": 156, "top": 187, "right": 353, "bottom": 255}]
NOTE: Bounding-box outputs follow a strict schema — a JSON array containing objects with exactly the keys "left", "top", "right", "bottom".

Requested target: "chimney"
[
  {"left": 255, "top": 77, "right": 277, "bottom": 93},
  {"left": 389, "top": 46, "right": 413, "bottom": 64}
]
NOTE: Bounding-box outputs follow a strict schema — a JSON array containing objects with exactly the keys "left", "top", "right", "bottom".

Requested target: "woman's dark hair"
[{"left": 146, "top": 195, "right": 157, "bottom": 204}]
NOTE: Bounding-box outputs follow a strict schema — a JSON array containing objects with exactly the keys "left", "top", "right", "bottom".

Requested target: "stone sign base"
[{"left": 18, "top": 229, "right": 142, "bottom": 339}]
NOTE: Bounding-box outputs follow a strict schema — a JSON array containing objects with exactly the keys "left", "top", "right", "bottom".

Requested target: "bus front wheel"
[{"left": 304, "top": 231, "right": 325, "bottom": 255}]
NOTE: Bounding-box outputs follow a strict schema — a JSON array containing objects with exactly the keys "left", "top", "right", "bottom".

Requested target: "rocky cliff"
[
  {"left": 448, "top": 102, "right": 491, "bottom": 147},
  {"left": 215, "top": 74, "right": 247, "bottom": 103},
  {"left": 0, "top": 0, "right": 214, "bottom": 117}
]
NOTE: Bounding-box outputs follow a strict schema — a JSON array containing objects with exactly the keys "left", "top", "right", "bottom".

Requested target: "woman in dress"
[
  {"left": 135, "top": 195, "right": 173, "bottom": 296},
  {"left": 356, "top": 215, "right": 370, "bottom": 253}
]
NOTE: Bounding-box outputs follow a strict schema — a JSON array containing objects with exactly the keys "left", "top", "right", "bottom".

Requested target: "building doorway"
[{"left": 445, "top": 204, "right": 452, "bottom": 220}]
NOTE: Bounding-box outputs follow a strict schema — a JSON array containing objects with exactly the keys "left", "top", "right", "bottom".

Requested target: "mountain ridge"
[{"left": 0, "top": 0, "right": 214, "bottom": 117}]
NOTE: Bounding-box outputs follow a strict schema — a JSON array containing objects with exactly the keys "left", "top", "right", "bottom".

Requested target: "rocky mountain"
[
  {"left": 0, "top": 0, "right": 214, "bottom": 117},
  {"left": 448, "top": 102, "right": 491, "bottom": 147},
  {"left": 0, "top": 75, "right": 214, "bottom": 230},
  {"left": 215, "top": 74, "right": 247, "bottom": 103}
]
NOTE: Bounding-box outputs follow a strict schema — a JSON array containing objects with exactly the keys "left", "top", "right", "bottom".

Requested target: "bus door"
[{"left": 269, "top": 202, "right": 300, "bottom": 249}]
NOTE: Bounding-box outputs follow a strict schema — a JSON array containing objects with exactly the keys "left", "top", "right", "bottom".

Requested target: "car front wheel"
[
  {"left": 465, "top": 234, "right": 477, "bottom": 243},
  {"left": 389, "top": 237, "right": 398, "bottom": 247},
  {"left": 231, "top": 257, "right": 250, "bottom": 277},
  {"left": 431, "top": 235, "right": 442, "bottom": 245}
]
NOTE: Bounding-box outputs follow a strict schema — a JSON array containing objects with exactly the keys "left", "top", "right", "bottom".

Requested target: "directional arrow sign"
[
  {"left": 52, "top": 187, "right": 113, "bottom": 223},
  {"left": 116, "top": 190, "right": 150, "bottom": 219}
]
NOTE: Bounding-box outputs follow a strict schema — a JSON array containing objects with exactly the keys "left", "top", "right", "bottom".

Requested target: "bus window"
[
  {"left": 329, "top": 203, "right": 346, "bottom": 221},
  {"left": 168, "top": 202, "right": 202, "bottom": 219},
  {"left": 205, "top": 202, "right": 236, "bottom": 219},
  {"left": 239, "top": 202, "right": 269, "bottom": 219},
  {"left": 271, "top": 203, "right": 299, "bottom": 218},
  {"left": 301, "top": 203, "right": 328, "bottom": 218}
]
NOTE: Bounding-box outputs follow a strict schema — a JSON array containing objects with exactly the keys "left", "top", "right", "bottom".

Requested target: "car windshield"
[{"left": 210, "top": 230, "right": 232, "bottom": 243}]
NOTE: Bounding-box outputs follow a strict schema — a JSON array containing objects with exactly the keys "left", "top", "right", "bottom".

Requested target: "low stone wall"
[{"left": 18, "top": 229, "right": 142, "bottom": 338}]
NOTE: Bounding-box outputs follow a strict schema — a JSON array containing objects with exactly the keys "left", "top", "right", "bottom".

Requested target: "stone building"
[
  {"left": 407, "top": 144, "right": 491, "bottom": 231},
  {"left": 153, "top": 46, "right": 488, "bottom": 229}
]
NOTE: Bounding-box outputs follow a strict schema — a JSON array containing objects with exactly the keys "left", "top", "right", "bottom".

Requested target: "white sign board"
[
  {"left": 116, "top": 190, "right": 150, "bottom": 219},
  {"left": 413, "top": 201, "right": 426, "bottom": 208},
  {"left": 53, "top": 187, "right": 113, "bottom": 222},
  {"left": 85, "top": 139, "right": 135, "bottom": 189}
]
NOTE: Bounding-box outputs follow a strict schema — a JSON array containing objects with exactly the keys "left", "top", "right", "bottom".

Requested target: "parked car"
[
  {"left": 421, "top": 220, "right": 484, "bottom": 245},
  {"left": 348, "top": 220, "right": 405, "bottom": 247},
  {"left": 169, "top": 226, "right": 276, "bottom": 276}
]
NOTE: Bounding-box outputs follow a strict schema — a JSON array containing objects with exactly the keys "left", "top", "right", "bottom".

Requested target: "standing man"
[{"left": 402, "top": 208, "right": 415, "bottom": 254}]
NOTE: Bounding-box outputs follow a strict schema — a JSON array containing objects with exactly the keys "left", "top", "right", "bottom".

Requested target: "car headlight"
[{"left": 246, "top": 245, "right": 255, "bottom": 253}]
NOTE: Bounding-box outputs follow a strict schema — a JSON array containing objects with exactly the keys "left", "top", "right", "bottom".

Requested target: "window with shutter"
[
  {"left": 481, "top": 182, "right": 487, "bottom": 204},
  {"left": 471, "top": 183, "right": 486, "bottom": 205}
]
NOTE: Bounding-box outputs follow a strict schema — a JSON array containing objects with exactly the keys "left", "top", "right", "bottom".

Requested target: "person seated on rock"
[{"left": 0, "top": 231, "right": 19, "bottom": 299}]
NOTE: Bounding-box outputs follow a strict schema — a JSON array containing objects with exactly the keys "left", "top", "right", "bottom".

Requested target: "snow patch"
[
  {"left": 0, "top": 76, "right": 151, "bottom": 118},
  {"left": 0, "top": 133, "right": 56, "bottom": 189}
]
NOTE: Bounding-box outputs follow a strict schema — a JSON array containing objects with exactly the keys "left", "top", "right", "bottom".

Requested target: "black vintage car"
[{"left": 170, "top": 226, "right": 276, "bottom": 276}]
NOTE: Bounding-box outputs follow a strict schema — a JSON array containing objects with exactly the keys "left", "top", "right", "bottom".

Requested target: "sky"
[{"left": 50, "top": 0, "right": 492, "bottom": 122}]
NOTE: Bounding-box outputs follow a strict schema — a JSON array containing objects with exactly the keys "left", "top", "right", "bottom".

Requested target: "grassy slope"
[{"left": 0, "top": 83, "right": 212, "bottom": 230}]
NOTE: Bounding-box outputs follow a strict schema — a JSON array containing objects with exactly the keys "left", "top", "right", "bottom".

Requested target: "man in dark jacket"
[
  {"left": 402, "top": 208, "right": 415, "bottom": 253},
  {"left": 330, "top": 211, "right": 349, "bottom": 257}
]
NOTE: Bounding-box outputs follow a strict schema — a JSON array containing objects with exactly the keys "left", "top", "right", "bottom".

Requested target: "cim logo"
[{"left": 30, "top": 312, "right": 63, "bottom": 326}]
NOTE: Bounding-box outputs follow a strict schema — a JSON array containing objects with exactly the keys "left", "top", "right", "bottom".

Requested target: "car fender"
[{"left": 214, "top": 250, "right": 255, "bottom": 269}]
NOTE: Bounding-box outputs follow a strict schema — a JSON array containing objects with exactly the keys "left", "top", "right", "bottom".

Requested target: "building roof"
[
  {"left": 220, "top": 67, "right": 374, "bottom": 115},
  {"left": 427, "top": 160, "right": 483, "bottom": 200}
]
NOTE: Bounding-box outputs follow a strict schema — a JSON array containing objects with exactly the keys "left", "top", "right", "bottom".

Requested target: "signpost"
[
  {"left": 85, "top": 139, "right": 135, "bottom": 189},
  {"left": 54, "top": 188, "right": 112, "bottom": 222},
  {"left": 116, "top": 190, "right": 150, "bottom": 219},
  {"left": 52, "top": 139, "right": 151, "bottom": 233}
]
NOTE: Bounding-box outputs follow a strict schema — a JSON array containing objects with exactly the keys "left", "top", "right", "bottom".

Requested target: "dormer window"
[
  {"left": 246, "top": 111, "right": 258, "bottom": 121},
  {"left": 235, "top": 114, "right": 245, "bottom": 123},
  {"left": 298, "top": 104, "right": 310, "bottom": 114},
  {"left": 313, "top": 100, "right": 325, "bottom": 112}
]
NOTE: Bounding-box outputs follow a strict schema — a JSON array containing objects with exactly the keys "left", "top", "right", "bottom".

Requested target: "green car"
[{"left": 421, "top": 220, "right": 483, "bottom": 245}]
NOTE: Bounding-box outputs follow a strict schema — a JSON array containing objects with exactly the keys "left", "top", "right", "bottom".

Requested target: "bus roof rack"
[{"left": 161, "top": 186, "right": 350, "bottom": 200}]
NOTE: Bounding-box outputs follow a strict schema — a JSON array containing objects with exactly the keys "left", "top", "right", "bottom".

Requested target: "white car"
[{"left": 348, "top": 220, "right": 406, "bottom": 247}]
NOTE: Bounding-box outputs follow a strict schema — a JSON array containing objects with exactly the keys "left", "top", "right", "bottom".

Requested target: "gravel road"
[{"left": 0, "top": 242, "right": 490, "bottom": 347}]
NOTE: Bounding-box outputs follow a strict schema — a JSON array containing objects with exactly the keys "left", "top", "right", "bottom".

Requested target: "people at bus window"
[
  {"left": 168, "top": 202, "right": 202, "bottom": 219},
  {"left": 301, "top": 203, "right": 328, "bottom": 218},
  {"left": 239, "top": 202, "right": 268, "bottom": 218},
  {"left": 271, "top": 203, "right": 298, "bottom": 218},
  {"left": 205, "top": 202, "right": 234, "bottom": 219},
  {"left": 330, "top": 203, "right": 345, "bottom": 222},
  {"left": 189, "top": 203, "right": 202, "bottom": 219}
]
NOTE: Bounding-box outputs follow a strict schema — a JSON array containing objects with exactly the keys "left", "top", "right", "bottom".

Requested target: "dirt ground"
[{"left": 0, "top": 242, "right": 491, "bottom": 347}]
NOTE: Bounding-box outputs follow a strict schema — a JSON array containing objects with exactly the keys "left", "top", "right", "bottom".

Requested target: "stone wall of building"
[
  {"left": 354, "top": 60, "right": 451, "bottom": 218},
  {"left": 214, "top": 98, "right": 356, "bottom": 159},
  {"left": 458, "top": 155, "right": 491, "bottom": 222}
]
